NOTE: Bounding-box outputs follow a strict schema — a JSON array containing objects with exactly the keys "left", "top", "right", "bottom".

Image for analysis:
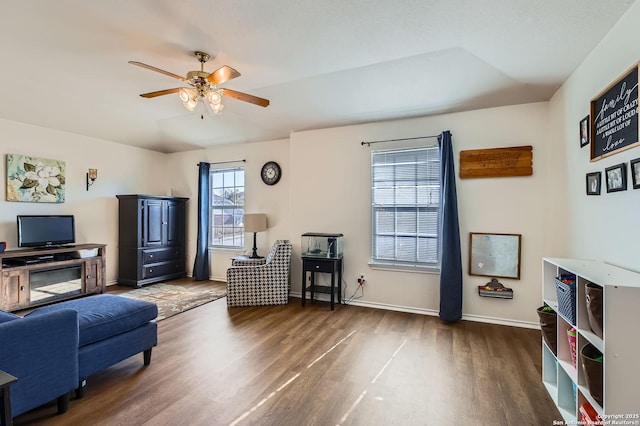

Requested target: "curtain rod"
[
  {"left": 196, "top": 159, "right": 246, "bottom": 166},
  {"left": 361, "top": 134, "right": 443, "bottom": 146}
]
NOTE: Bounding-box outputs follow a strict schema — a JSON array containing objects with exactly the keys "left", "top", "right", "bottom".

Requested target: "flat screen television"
[{"left": 17, "top": 215, "right": 76, "bottom": 248}]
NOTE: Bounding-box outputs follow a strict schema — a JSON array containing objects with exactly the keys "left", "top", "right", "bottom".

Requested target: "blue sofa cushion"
[
  {"left": 0, "top": 310, "right": 19, "bottom": 324},
  {"left": 27, "top": 294, "right": 157, "bottom": 347}
]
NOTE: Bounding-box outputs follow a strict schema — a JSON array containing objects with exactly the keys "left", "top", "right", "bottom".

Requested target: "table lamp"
[{"left": 244, "top": 214, "right": 267, "bottom": 258}]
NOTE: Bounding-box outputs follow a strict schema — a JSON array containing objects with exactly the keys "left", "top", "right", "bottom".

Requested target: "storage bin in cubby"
[
  {"left": 580, "top": 343, "right": 603, "bottom": 408},
  {"left": 584, "top": 283, "right": 603, "bottom": 339},
  {"left": 555, "top": 276, "right": 576, "bottom": 325}
]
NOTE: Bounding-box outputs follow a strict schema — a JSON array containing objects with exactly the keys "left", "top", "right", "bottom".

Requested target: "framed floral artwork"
[{"left": 6, "top": 154, "right": 66, "bottom": 203}]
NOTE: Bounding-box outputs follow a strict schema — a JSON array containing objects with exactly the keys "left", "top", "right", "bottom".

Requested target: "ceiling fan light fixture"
[
  {"left": 130, "top": 51, "right": 269, "bottom": 114},
  {"left": 211, "top": 102, "right": 224, "bottom": 114},
  {"left": 178, "top": 88, "right": 194, "bottom": 103},
  {"left": 206, "top": 90, "right": 222, "bottom": 105},
  {"left": 183, "top": 97, "right": 198, "bottom": 111}
]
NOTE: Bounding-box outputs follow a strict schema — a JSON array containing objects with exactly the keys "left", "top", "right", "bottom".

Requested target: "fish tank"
[{"left": 301, "top": 233, "right": 343, "bottom": 259}]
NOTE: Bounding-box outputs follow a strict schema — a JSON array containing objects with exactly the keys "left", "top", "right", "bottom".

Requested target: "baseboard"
[{"left": 289, "top": 292, "right": 539, "bottom": 330}]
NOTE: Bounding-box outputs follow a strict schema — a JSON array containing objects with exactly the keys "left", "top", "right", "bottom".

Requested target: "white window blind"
[{"left": 371, "top": 147, "right": 440, "bottom": 268}]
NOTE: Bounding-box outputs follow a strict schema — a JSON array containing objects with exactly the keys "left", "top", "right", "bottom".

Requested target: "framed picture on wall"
[
  {"left": 469, "top": 233, "right": 521, "bottom": 280},
  {"left": 586, "top": 171, "right": 601, "bottom": 195},
  {"left": 631, "top": 158, "right": 640, "bottom": 189},
  {"left": 580, "top": 115, "right": 590, "bottom": 148},
  {"left": 605, "top": 163, "right": 627, "bottom": 193}
]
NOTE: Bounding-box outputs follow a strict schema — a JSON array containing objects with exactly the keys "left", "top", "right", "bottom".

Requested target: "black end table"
[{"left": 301, "top": 256, "right": 343, "bottom": 310}]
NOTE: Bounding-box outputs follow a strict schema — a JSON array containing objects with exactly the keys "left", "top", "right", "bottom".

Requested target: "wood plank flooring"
[{"left": 14, "top": 279, "right": 560, "bottom": 425}]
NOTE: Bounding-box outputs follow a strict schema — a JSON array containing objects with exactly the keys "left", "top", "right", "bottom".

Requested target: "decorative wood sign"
[
  {"left": 459, "top": 146, "right": 532, "bottom": 178},
  {"left": 590, "top": 62, "right": 639, "bottom": 161}
]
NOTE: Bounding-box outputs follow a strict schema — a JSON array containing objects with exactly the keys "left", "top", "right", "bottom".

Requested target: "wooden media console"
[{"left": 0, "top": 243, "right": 106, "bottom": 311}]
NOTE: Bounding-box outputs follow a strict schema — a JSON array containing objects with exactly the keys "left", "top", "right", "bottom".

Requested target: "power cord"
[{"left": 342, "top": 276, "right": 364, "bottom": 305}]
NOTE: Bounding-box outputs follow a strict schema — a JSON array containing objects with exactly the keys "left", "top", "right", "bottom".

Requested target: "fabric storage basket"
[
  {"left": 585, "top": 282, "right": 604, "bottom": 339},
  {"left": 537, "top": 305, "right": 558, "bottom": 355},
  {"left": 555, "top": 276, "right": 576, "bottom": 324},
  {"left": 580, "top": 343, "right": 603, "bottom": 407}
]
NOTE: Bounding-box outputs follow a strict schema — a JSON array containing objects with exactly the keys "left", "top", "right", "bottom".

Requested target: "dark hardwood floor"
[{"left": 15, "top": 279, "right": 560, "bottom": 425}]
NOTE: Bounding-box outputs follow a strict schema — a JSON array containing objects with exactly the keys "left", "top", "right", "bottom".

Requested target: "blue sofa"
[
  {"left": 0, "top": 309, "right": 79, "bottom": 417},
  {"left": 0, "top": 294, "right": 158, "bottom": 418}
]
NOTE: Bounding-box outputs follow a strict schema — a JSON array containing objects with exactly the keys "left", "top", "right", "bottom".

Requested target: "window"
[
  {"left": 371, "top": 147, "right": 440, "bottom": 269},
  {"left": 210, "top": 167, "right": 245, "bottom": 248}
]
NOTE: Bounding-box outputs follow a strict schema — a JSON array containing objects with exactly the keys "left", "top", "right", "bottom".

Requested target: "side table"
[
  {"left": 301, "top": 256, "right": 343, "bottom": 310},
  {"left": 0, "top": 370, "right": 17, "bottom": 426}
]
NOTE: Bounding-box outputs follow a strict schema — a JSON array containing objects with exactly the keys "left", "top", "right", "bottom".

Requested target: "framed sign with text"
[{"left": 590, "top": 63, "right": 639, "bottom": 161}]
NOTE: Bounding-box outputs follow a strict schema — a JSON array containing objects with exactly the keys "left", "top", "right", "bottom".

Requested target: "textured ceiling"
[{"left": 0, "top": 0, "right": 635, "bottom": 153}]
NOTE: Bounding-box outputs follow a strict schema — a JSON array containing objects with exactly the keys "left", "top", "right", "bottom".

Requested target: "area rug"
[{"left": 119, "top": 284, "right": 226, "bottom": 321}]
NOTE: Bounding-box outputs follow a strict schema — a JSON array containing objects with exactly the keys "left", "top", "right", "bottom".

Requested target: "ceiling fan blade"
[
  {"left": 220, "top": 89, "right": 270, "bottom": 107},
  {"left": 139, "top": 88, "right": 182, "bottom": 98},
  {"left": 129, "top": 61, "right": 186, "bottom": 82},
  {"left": 206, "top": 65, "right": 241, "bottom": 85}
]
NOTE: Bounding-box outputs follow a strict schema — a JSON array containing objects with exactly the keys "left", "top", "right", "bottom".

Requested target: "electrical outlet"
[{"left": 357, "top": 274, "right": 365, "bottom": 285}]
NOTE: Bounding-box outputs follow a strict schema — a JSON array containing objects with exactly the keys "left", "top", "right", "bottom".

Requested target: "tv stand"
[{"left": 0, "top": 243, "right": 106, "bottom": 312}]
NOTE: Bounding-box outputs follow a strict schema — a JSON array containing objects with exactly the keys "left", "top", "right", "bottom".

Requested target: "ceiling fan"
[{"left": 129, "top": 51, "right": 269, "bottom": 116}]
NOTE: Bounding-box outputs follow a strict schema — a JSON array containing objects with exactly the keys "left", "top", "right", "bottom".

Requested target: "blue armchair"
[{"left": 0, "top": 309, "right": 79, "bottom": 418}]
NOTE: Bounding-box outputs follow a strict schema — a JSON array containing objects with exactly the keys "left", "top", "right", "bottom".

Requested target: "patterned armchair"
[{"left": 227, "top": 240, "right": 293, "bottom": 307}]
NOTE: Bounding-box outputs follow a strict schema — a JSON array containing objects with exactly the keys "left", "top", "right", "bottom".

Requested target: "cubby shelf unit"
[{"left": 541, "top": 258, "right": 640, "bottom": 422}]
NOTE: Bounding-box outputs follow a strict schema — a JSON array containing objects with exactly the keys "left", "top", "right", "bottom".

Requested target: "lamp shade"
[{"left": 244, "top": 214, "right": 267, "bottom": 233}]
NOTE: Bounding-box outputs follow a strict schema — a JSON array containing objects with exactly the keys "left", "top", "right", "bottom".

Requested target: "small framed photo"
[
  {"left": 605, "top": 163, "right": 627, "bottom": 193},
  {"left": 580, "top": 115, "right": 590, "bottom": 148},
  {"left": 586, "top": 171, "right": 601, "bottom": 195},
  {"left": 631, "top": 158, "right": 640, "bottom": 190}
]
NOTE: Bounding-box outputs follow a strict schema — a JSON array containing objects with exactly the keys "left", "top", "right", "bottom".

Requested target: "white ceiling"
[{"left": 0, "top": 1, "right": 635, "bottom": 153}]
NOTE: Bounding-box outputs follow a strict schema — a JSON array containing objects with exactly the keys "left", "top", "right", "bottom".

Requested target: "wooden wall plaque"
[{"left": 459, "top": 145, "right": 532, "bottom": 178}]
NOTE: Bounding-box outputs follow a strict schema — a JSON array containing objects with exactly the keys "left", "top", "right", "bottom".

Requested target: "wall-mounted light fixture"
[{"left": 86, "top": 168, "right": 98, "bottom": 191}]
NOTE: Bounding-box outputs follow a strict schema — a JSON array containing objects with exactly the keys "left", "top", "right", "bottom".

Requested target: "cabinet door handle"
[
  {"left": 20, "top": 286, "right": 25, "bottom": 291},
  {"left": 149, "top": 269, "right": 153, "bottom": 273},
  {"left": 149, "top": 254, "right": 154, "bottom": 258}
]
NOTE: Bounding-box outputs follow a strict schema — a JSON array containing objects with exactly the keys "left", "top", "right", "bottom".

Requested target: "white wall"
[
  {"left": 166, "top": 138, "right": 291, "bottom": 281},
  {"left": 0, "top": 119, "right": 169, "bottom": 284},
  {"left": 289, "top": 102, "right": 549, "bottom": 325},
  {"left": 548, "top": 1, "right": 640, "bottom": 271}
]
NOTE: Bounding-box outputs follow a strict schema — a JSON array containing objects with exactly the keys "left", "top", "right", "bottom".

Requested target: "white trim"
[
  {"left": 289, "top": 292, "right": 539, "bottom": 330},
  {"left": 368, "top": 262, "right": 440, "bottom": 274}
]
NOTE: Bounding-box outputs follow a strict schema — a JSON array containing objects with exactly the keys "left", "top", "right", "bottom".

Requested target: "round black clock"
[{"left": 261, "top": 161, "right": 281, "bottom": 185}]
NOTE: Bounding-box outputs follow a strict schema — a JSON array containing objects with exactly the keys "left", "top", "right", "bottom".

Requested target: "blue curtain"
[
  {"left": 193, "top": 162, "right": 210, "bottom": 280},
  {"left": 438, "top": 131, "right": 463, "bottom": 321}
]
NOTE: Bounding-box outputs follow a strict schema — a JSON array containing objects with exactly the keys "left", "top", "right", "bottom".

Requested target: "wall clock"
[{"left": 261, "top": 161, "right": 281, "bottom": 185}]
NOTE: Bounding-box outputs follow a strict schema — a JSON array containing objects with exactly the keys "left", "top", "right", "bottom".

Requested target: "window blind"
[{"left": 371, "top": 147, "right": 440, "bottom": 267}]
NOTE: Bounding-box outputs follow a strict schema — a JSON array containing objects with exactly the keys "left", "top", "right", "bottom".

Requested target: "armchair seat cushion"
[{"left": 27, "top": 294, "right": 157, "bottom": 347}]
